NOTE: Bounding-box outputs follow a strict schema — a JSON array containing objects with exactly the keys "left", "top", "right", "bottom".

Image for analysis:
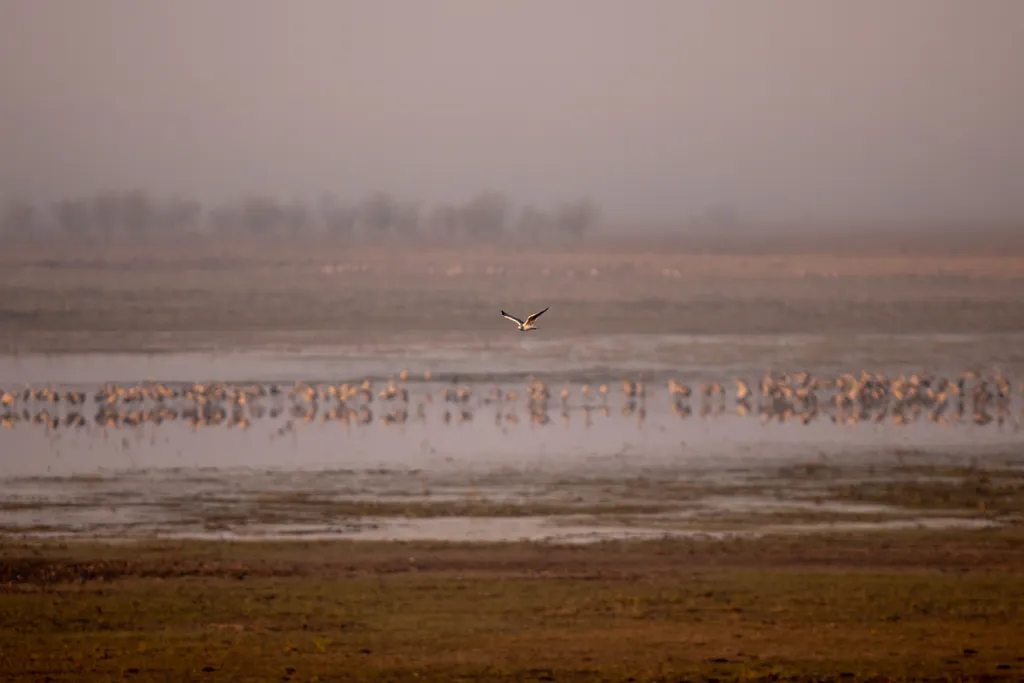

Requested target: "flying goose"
[{"left": 501, "top": 307, "right": 549, "bottom": 331}]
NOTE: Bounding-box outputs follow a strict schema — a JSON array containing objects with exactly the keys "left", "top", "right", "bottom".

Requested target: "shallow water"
[
  {"left": 4, "top": 332, "right": 1024, "bottom": 385},
  {"left": 2, "top": 333, "right": 1022, "bottom": 541}
]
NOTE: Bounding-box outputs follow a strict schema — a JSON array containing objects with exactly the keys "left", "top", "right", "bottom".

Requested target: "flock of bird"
[{"left": 1, "top": 369, "right": 1021, "bottom": 437}]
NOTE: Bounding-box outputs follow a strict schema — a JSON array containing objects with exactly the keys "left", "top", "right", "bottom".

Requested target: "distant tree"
[
  {"left": 241, "top": 196, "right": 284, "bottom": 236},
  {"left": 281, "top": 200, "right": 310, "bottom": 238},
  {"left": 120, "top": 189, "right": 153, "bottom": 235},
  {"left": 321, "top": 201, "right": 357, "bottom": 238},
  {"left": 1, "top": 199, "right": 37, "bottom": 237},
  {"left": 79, "top": 189, "right": 153, "bottom": 237},
  {"left": 210, "top": 204, "right": 242, "bottom": 236},
  {"left": 459, "top": 190, "right": 509, "bottom": 240},
  {"left": 90, "top": 192, "right": 121, "bottom": 238},
  {"left": 155, "top": 198, "right": 204, "bottom": 235},
  {"left": 393, "top": 201, "right": 420, "bottom": 236},
  {"left": 53, "top": 199, "right": 94, "bottom": 239},
  {"left": 700, "top": 204, "right": 743, "bottom": 231},
  {"left": 553, "top": 198, "right": 599, "bottom": 239},
  {"left": 516, "top": 205, "right": 553, "bottom": 241},
  {"left": 425, "top": 203, "right": 459, "bottom": 239},
  {"left": 357, "top": 191, "right": 399, "bottom": 234}
]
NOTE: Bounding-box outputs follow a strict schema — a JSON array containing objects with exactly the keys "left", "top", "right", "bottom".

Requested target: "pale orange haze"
[{"left": 2, "top": 0, "right": 1023, "bottom": 224}]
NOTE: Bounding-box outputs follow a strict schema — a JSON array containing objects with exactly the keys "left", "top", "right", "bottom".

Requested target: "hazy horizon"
[{"left": 3, "top": 1, "right": 1024, "bottom": 226}]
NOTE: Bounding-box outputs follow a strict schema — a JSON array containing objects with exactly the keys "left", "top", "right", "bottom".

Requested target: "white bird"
[{"left": 501, "top": 307, "right": 549, "bottom": 331}]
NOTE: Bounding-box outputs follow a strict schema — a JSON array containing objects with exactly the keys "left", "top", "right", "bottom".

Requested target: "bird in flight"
[{"left": 501, "top": 307, "right": 549, "bottom": 331}]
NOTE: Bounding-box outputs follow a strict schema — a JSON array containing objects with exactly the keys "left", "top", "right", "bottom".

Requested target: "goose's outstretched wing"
[
  {"left": 525, "top": 307, "right": 549, "bottom": 324},
  {"left": 501, "top": 310, "right": 525, "bottom": 326}
]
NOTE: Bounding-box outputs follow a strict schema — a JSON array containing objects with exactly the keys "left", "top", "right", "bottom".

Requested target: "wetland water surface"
[{"left": 2, "top": 333, "right": 1022, "bottom": 541}]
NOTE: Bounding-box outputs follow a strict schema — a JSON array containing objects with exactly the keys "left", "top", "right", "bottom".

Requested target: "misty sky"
[{"left": 2, "top": 0, "right": 1023, "bottom": 224}]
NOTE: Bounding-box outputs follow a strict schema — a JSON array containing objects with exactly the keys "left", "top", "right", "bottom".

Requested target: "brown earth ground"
[
  {"left": 2, "top": 530, "right": 1024, "bottom": 682},
  {"left": 3, "top": 242, "right": 1024, "bottom": 353}
]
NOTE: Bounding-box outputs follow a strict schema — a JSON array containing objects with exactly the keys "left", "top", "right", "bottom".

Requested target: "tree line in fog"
[
  {"left": 0, "top": 190, "right": 600, "bottom": 243},
  {"left": 5, "top": 190, "right": 1023, "bottom": 254}
]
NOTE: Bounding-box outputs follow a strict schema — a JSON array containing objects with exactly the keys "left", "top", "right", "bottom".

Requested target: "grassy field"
[{"left": 3, "top": 531, "right": 1024, "bottom": 682}]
